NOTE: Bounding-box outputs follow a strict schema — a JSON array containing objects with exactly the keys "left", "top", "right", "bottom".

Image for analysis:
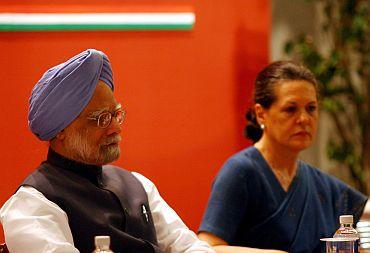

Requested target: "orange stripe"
[{"left": 0, "top": 4, "right": 194, "bottom": 13}]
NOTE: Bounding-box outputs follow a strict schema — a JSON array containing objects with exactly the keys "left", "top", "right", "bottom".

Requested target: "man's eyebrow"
[
  {"left": 88, "top": 104, "right": 122, "bottom": 118},
  {"left": 88, "top": 108, "right": 109, "bottom": 118}
]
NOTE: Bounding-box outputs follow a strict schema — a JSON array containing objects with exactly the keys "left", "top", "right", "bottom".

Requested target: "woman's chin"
[{"left": 288, "top": 140, "right": 313, "bottom": 152}]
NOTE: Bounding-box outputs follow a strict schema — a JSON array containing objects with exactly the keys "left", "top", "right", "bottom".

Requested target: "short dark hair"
[{"left": 245, "top": 61, "right": 318, "bottom": 143}]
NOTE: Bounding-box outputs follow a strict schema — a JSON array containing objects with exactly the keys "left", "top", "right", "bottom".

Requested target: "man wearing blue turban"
[{"left": 0, "top": 49, "right": 214, "bottom": 253}]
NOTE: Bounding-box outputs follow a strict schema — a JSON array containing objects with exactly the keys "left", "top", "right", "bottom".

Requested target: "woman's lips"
[{"left": 293, "top": 131, "right": 310, "bottom": 137}]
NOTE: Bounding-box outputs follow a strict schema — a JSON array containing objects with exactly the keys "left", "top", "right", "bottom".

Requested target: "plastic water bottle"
[
  {"left": 333, "top": 215, "right": 359, "bottom": 253},
  {"left": 92, "top": 236, "right": 114, "bottom": 253}
]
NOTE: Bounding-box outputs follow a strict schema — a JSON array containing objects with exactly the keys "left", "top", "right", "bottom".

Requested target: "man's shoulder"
[
  {"left": 102, "top": 166, "right": 154, "bottom": 186},
  {"left": 102, "top": 166, "right": 154, "bottom": 194},
  {"left": 102, "top": 165, "right": 139, "bottom": 182},
  {"left": 103, "top": 164, "right": 129, "bottom": 173},
  {"left": 22, "top": 162, "right": 52, "bottom": 184}
]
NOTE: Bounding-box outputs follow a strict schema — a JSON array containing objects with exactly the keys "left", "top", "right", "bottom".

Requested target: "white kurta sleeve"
[
  {"left": 132, "top": 172, "right": 215, "bottom": 253},
  {"left": 0, "top": 186, "right": 79, "bottom": 253}
]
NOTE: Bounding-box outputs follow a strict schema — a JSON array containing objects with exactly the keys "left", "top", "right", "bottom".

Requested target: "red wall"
[{"left": 0, "top": 0, "right": 270, "bottom": 242}]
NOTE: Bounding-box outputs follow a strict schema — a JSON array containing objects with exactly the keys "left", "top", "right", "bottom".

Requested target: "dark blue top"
[{"left": 199, "top": 146, "right": 368, "bottom": 253}]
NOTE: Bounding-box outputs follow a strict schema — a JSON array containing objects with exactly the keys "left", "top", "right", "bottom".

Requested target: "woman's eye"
[
  {"left": 284, "top": 107, "right": 296, "bottom": 113},
  {"left": 307, "top": 105, "right": 317, "bottom": 113}
]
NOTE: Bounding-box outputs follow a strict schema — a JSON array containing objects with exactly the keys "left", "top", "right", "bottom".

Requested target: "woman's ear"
[{"left": 254, "top": 103, "right": 265, "bottom": 126}]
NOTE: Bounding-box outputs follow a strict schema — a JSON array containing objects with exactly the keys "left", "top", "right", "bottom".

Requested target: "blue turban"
[{"left": 28, "top": 49, "right": 114, "bottom": 141}]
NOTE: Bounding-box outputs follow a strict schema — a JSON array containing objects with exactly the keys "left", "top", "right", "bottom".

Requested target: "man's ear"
[
  {"left": 254, "top": 103, "right": 265, "bottom": 126},
  {"left": 55, "top": 130, "right": 66, "bottom": 140}
]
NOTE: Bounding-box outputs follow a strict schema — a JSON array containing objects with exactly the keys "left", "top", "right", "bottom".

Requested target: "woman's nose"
[{"left": 297, "top": 110, "right": 310, "bottom": 124}]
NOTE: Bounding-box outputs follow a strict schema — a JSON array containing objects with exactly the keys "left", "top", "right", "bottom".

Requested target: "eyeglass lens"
[{"left": 98, "top": 110, "right": 124, "bottom": 128}]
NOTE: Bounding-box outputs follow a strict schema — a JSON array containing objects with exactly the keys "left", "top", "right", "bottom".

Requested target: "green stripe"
[{"left": 0, "top": 23, "right": 194, "bottom": 31}]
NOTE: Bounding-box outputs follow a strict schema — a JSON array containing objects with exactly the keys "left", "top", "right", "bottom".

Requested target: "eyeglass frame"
[{"left": 86, "top": 104, "right": 126, "bottom": 129}]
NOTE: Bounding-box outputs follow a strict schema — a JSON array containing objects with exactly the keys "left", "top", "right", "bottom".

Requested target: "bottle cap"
[
  {"left": 339, "top": 215, "right": 353, "bottom": 224},
  {"left": 95, "top": 235, "right": 110, "bottom": 250}
]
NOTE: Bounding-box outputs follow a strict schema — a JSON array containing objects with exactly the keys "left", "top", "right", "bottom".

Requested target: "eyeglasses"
[{"left": 87, "top": 106, "right": 126, "bottom": 129}]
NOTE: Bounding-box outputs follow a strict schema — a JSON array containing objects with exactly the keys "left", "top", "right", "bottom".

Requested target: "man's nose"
[{"left": 107, "top": 116, "right": 122, "bottom": 135}]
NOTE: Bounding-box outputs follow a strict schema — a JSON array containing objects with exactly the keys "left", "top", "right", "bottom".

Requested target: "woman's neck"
[{"left": 254, "top": 137, "right": 299, "bottom": 176}]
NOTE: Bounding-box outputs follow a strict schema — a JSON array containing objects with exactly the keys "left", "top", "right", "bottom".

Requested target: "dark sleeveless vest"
[{"left": 22, "top": 149, "right": 163, "bottom": 253}]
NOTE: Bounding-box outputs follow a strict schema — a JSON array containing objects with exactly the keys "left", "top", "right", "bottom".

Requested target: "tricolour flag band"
[{"left": 0, "top": 13, "right": 195, "bottom": 31}]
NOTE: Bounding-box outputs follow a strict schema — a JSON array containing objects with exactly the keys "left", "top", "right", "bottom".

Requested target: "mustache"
[{"left": 102, "top": 134, "right": 121, "bottom": 145}]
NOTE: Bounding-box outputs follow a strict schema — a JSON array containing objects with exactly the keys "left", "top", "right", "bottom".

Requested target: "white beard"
[{"left": 64, "top": 128, "right": 121, "bottom": 165}]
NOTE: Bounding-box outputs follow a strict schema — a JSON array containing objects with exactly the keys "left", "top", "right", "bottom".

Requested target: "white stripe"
[{"left": 0, "top": 13, "right": 195, "bottom": 25}]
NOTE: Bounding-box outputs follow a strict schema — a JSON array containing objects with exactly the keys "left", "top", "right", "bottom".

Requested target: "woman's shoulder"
[
  {"left": 299, "top": 161, "right": 329, "bottom": 179},
  {"left": 299, "top": 161, "right": 367, "bottom": 219},
  {"left": 224, "top": 146, "right": 259, "bottom": 165},
  {"left": 218, "top": 146, "right": 263, "bottom": 178},
  {"left": 299, "top": 161, "right": 347, "bottom": 189}
]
